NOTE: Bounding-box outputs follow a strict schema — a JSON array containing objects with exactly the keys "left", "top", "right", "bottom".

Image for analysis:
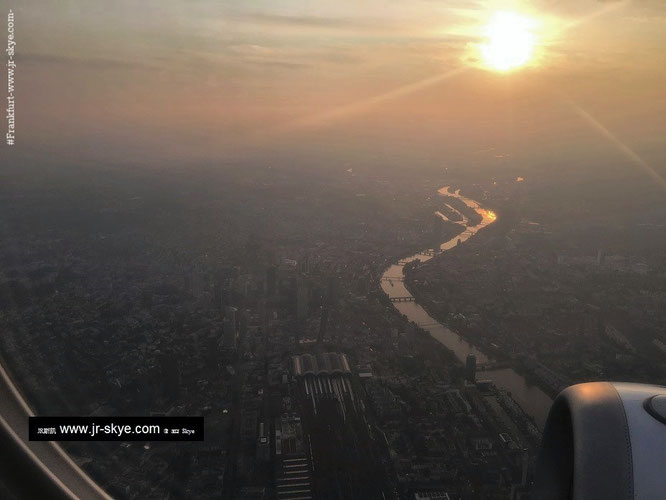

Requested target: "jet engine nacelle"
[{"left": 534, "top": 382, "right": 666, "bottom": 499}]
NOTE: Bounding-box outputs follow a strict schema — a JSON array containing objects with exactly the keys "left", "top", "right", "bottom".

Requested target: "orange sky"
[{"left": 8, "top": 0, "right": 666, "bottom": 176}]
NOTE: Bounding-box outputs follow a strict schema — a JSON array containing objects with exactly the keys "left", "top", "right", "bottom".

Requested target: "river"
[{"left": 380, "top": 186, "right": 552, "bottom": 429}]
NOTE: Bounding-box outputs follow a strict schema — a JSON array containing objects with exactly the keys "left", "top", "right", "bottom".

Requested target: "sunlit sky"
[{"left": 9, "top": 0, "right": 666, "bottom": 175}]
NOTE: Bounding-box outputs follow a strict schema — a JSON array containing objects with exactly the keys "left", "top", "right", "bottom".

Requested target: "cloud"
[
  {"left": 223, "top": 11, "right": 450, "bottom": 37},
  {"left": 222, "top": 43, "right": 363, "bottom": 70},
  {"left": 535, "top": 0, "right": 664, "bottom": 19},
  {"left": 234, "top": 13, "right": 373, "bottom": 29},
  {"left": 20, "top": 52, "right": 162, "bottom": 71}
]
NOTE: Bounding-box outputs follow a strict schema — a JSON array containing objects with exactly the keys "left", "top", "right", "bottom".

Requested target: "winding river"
[{"left": 381, "top": 186, "right": 552, "bottom": 429}]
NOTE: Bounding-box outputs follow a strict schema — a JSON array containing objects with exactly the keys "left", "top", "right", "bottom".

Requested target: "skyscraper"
[
  {"left": 223, "top": 306, "right": 238, "bottom": 350},
  {"left": 466, "top": 354, "right": 477, "bottom": 382},
  {"left": 296, "top": 275, "right": 309, "bottom": 323}
]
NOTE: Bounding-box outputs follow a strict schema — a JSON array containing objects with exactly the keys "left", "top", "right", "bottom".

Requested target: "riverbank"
[
  {"left": 402, "top": 275, "right": 561, "bottom": 400},
  {"left": 379, "top": 185, "right": 553, "bottom": 428}
]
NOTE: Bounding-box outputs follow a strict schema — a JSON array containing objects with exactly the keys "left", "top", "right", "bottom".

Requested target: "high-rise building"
[
  {"left": 256, "top": 422, "right": 270, "bottom": 462},
  {"left": 266, "top": 265, "right": 277, "bottom": 296},
  {"left": 296, "top": 275, "right": 309, "bottom": 323},
  {"left": 225, "top": 306, "right": 237, "bottom": 329},
  {"left": 317, "top": 305, "right": 329, "bottom": 345},
  {"left": 432, "top": 213, "right": 443, "bottom": 244},
  {"left": 521, "top": 449, "right": 529, "bottom": 486},
  {"left": 223, "top": 318, "right": 236, "bottom": 350},
  {"left": 158, "top": 351, "right": 181, "bottom": 398},
  {"left": 466, "top": 354, "right": 476, "bottom": 382},
  {"left": 223, "top": 307, "right": 238, "bottom": 350}
]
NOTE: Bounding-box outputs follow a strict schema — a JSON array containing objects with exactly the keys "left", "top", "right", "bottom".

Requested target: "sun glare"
[{"left": 481, "top": 11, "right": 537, "bottom": 72}]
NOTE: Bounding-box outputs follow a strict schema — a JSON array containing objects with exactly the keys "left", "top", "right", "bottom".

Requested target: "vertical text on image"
[{"left": 6, "top": 9, "right": 16, "bottom": 146}]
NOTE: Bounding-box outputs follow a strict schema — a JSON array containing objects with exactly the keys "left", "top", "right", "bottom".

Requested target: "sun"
[{"left": 480, "top": 11, "right": 537, "bottom": 72}]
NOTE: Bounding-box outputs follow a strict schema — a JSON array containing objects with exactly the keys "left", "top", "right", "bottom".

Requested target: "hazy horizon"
[{"left": 4, "top": 0, "right": 665, "bottom": 186}]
